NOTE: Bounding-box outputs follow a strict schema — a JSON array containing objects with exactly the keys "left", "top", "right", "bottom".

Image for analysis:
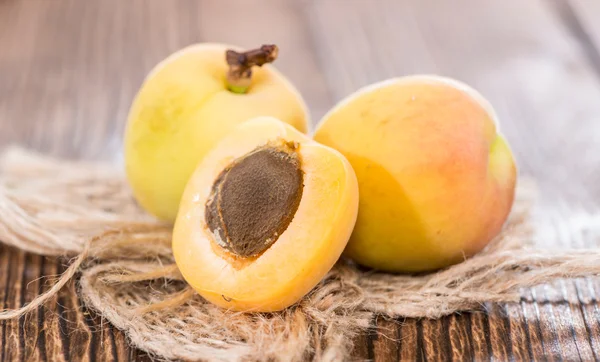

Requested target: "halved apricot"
[{"left": 172, "top": 117, "right": 359, "bottom": 312}]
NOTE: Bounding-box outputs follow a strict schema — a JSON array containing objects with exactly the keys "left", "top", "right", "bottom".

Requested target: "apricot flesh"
[
  {"left": 124, "top": 43, "right": 309, "bottom": 221},
  {"left": 173, "top": 117, "right": 359, "bottom": 312},
  {"left": 314, "top": 75, "right": 517, "bottom": 273}
]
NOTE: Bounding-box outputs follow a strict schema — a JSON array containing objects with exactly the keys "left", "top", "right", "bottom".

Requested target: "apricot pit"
[
  {"left": 173, "top": 117, "right": 359, "bottom": 312},
  {"left": 205, "top": 143, "right": 303, "bottom": 258}
]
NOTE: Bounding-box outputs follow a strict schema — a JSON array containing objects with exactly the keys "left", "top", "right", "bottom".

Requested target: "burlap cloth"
[{"left": 0, "top": 147, "right": 599, "bottom": 361}]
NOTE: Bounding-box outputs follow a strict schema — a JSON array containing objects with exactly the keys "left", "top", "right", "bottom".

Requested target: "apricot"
[
  {"left": 172, "top": 117, "right": 359, "bottom": 312},
  {"left": 314, "top": 75, "right": 517, "bottom": 273},
  {"left": 124, "top": 44, "right": 309, "bottom": 221}
]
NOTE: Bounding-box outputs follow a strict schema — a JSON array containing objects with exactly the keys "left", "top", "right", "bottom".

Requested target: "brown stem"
[{"left": 226, "top": 44, "right": 279, "bottom": 93}]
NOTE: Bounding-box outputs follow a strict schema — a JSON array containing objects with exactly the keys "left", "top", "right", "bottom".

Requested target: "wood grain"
[
  {"left": 397, "top": 318, "right": 419, "bottom": 361},
  {"left": 1, "top": 0, "right": 600, "bottom": 360},
  {"left": 447, "top": 314, "right": 475, "bottom": 361},
  {"left": 469, "top": 312, "right": 493, "bottom": 361},
  {"left": 372, "top": 316, "right": 399, "bottom": 362}
]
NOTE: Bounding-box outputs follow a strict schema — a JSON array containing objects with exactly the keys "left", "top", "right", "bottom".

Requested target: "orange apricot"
[
  {"left": 314, "top": 75, "right": 517, "bottom": 273},
  {"left": 172, "top": 117, "right": 359, "bottom": 312}
]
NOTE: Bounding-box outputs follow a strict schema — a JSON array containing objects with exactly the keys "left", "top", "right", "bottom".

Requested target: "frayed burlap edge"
[{"left": 1, "top": 147, "right": 599, "bottom": 361}]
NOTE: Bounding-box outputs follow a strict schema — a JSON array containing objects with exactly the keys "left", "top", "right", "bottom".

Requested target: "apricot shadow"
[{"left": 341, "top": 152, "right": 462, "bottom": 274}]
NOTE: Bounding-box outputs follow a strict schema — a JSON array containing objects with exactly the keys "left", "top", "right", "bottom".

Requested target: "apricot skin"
[
  {"left": 124, "top": 43, "right": 309, "bottom": 222},
  {"left": 172, "top": 117, "right": 359, "bottom": 312},
  {"left": 314, "top": 76, "right": 517, "bottom": 273}
]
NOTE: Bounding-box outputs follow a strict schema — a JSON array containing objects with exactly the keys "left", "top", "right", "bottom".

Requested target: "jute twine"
[{"left": 0, "top": 147, "right": 599, "bottom": 361}]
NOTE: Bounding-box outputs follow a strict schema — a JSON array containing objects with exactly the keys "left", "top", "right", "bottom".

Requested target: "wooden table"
[{"left": 1, "top": 0, "right": 599, "bottom": 360}]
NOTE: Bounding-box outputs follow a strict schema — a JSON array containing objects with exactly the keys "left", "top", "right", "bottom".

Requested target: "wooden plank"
[
  {"left": 40, "top": 256, "right": 68, "bottom": 361},
  {"left": 421, "top": 318, "right": 450, "bottom": 362},
  {"left": 520, "top": 290, "right": 550, "bottom": 360},
  {"left": 528, "top": 285, "right": 568, "bottom": 361},
  {"left": 21, "top": 253, "right": 44, "bottom": 361},
  {"left": 113, "top": 325, "right": 133, "bottom": 361},
  {"left": 397, "top": 318, "right": 419, "bottom": 361},
  {"left": 0, "top": 247, "right": 17, "bottom": 361},
  {"left": 2, "top": 248, "right": 25, "bottom": 361},
  {"left": 350, "top": 316, "right": 373, "bottom": 360},
  {"left": 55, "top": 261, "right": 96, "bottom": 362},
  {"left": 469, "top": 312, "right": 493, "bottom": 361},
  {"left": 576, "top": 278, "right": 600, "bottom": 360},
  {"left": 504, "top": 303, "right": 534, "bottom": 361},
  {"left": 520, "top": 282, "right": 599, "bottom": 361},
  {"left": 447, "top": 314, "right": 475, "bottom": 361},
  {"left": 0, "top": 0, "right": 204, "bottom": 160},
  {"left": 543, "top": 282, "right": 587, "bottom": 360},
  {"left": 372, "top": 316, "right": 399, "bottom": 362},
  {"left": 558, "top": 279, "right": 597, "bottom": 361},
  {"left": 486, "top": 304, "right": 513, "bottom": 360},
  {"left": 0, "top": 247, "right": 122, "bottom": 361}
]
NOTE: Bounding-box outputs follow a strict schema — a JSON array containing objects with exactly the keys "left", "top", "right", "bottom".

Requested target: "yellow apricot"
[
  {"left": 125, "top": 44, "right": 309, "bottom": 221},
  {"left": 173, "top": 117, "right": 359, "bottom": 312},
  {"left": 314, "top": 75, "right": 517, "bottom": 273}
]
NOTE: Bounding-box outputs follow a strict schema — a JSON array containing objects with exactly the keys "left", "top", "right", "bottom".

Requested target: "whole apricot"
[
  {"left": 125, "top": 44, "right": 309, "bottom": 221},
  {"left": 173, "top": 117, "right": 359, "bottom": 312},
  {"left": 314, "top": 75, "right": 517, "bottom": 273}
]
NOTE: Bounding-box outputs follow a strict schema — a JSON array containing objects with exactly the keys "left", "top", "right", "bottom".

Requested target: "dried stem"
[{"left": 226, "top": 44, "right": 279, "bottom": 93}]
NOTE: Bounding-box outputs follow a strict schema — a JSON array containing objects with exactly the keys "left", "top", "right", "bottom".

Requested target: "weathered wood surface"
[{"left": 1, "top": 0, "right": 599, "bottom": 360}]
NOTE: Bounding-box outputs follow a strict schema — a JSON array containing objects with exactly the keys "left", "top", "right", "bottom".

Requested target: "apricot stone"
[
  {"left": 314, "top": 75, "right": 517, "bottom": 273},
  {"left": 173, "top": 117, "right": 359, "bottom": 312},
  {"left": 124, "top": 44, "right": 309, "bottom": 221},
  {"left": 205, "top": 143, "right": 304, "bottom": 258}
]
